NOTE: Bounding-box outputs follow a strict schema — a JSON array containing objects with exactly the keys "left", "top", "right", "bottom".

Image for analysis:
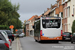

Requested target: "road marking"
[
  {"left": 18, "top": 38, "right": 22, "bottom": 50},
  {"left": 17, "top": 38, "right": 22, "bottom": 50},
  {"left": 17, "top": 38, "right": 19, "bottom": 50}
]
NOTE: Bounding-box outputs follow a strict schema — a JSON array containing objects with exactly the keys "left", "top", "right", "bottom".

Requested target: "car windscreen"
[
  {"left": 16, "top": 30, "right": 22, "bottom": 34},
  {"left": 0, "top": 32, "right": 6, "bottom": 41},
  {"left": 42, "top": 19, "right": 61, "bottom": 28},
  {"left": 63, "top": 33, "right": 71, "bottom": 35},
  {"left": 6, "top": 31, "right": 12, "bottom": 34},
  {"left": 73, "top": 33, "right": 75, "bottom": 36}
]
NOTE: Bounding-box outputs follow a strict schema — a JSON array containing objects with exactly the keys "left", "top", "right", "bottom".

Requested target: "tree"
[
  {"left": 0, "top": 25, "right": 9, "bottom": 30},
  {"left": 0, "top": 0, "right": 22, "bottom": 30},
  {"left": 23, "top": 20, "right": 26, "bottom": 34},
  {"left": 23, "top": 20, "right": 26, "bottom": 28},
  {"left": 72, "top": 20, "right": 75, "bottom": 34},
  {"left": 0, "top": 11, "right": 8, "bottom": 25}
]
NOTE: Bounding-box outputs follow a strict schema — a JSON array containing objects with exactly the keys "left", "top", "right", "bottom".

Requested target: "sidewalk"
[
  {"left": 11, "top": 38, "right": 22, "bottom": 50},
  {"left": 11, "top": 38, "right": 17, "bottom": 50}
]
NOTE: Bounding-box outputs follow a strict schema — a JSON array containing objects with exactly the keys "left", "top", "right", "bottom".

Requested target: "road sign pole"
[
  {"left": 11, "top": 29, "right": 13, "bottom": 33},
  {"left": 9, "top": 25, "right": 14, "bottom": 33}
]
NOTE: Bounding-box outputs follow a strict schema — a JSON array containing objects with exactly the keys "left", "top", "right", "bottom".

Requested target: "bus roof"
[
  {"left": 41, "top": 16, "right": 61, "bottom": 18},
  {"left": 35, "top": 16, "right": 61, "bottom": 21},
  {"left": 41, "top": 16, "right": 62, "bottom": 19}
]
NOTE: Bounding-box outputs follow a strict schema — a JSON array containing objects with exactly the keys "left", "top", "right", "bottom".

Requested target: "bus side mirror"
[{"left": 33, "top": 26, "right": 35, "bottom": 29}]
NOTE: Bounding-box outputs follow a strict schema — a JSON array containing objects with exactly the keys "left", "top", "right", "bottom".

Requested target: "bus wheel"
[
  {"left": 38, "top": 40, "right": 42, "bottom": 43},
  {"left": 35, "top": 39, "right": 38, "bottom": 42},
  {"left": 71, "top": 41, "right": 73, "bottom": 43},
  {"left": 56, "top": 41, "right": 59, "bottom": 43}
]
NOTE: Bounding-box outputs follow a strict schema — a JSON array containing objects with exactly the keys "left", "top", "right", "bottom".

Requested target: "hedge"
[{"left": 0, "top": 25, "right": 9, "bottom": 30}]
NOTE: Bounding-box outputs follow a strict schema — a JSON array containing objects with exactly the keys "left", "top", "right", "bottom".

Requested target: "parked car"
[
  {"left": 19, "top": 33, "right": 25, "bottom": 37},
  {"left": 5, "top": 30, "right": 14, "bottom": 41},
  {"left": 14, "top": 34, "right": 18, "bottom": 37},
  {"left": 71, "top": 33, "right": 75, "bottom": 43},
  {"left": 62, "top": 32, "right": 72, "bottom": 40},
  {"left": 0, "top": 31, "right": 11, "bottom": 50}
]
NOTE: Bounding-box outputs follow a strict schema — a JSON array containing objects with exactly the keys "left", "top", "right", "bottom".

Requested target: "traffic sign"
[
  {"left": 9, "top": 25, "right": 14, "bottom": 29},
  {"left": 15, "top": 29, "right": 18, "bottom": 32}
]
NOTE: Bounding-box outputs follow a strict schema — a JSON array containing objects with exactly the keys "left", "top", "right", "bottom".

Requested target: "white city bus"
[{"left": 33, "top": 17, "right": 62, "bottom": 43}]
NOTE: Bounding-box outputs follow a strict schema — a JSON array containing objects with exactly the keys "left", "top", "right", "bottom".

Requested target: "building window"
[
  {"left": 66, "top": 8, "right": 67, "bottom": 17},
  {"left": 58, "top": 2, "right": 59, "bottom": 7},
  {"left": 57, "top": 14, "right": 59, "bottom": 17},
  {"left": 65, "top": 9, "right": 66, "bottom": 17},
  {"left": 31, "top": 25, "right": 32, "bottom": 28},
  {"left": 65, "top": 25, "right": 66, "bottom": 32},
  {"left": 63, "top": 0, "right": 65, "bottom": 2},
  {"left": 73, "top": 5, "right": 75, "bottom": 16},
  {"left": 61, "top": 12, "right": 63, "bottom": 18},
  {"left": 67, "top": 7, "right": 70, "bottom": 17},
  {"left": 62, "top": 0, "right": 63, "bottom": 3},
  {"left": 26, "top": 26, "right": 27, "bottom": 29}
]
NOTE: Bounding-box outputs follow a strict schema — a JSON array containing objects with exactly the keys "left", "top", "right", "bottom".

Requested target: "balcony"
[{"left": 62, "top": 0, "right": 69, "bottom": 4}]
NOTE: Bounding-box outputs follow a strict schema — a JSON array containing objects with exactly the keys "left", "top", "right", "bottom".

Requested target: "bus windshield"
[{"left": 42, "top": 19, "right": 61, "bottom": 28}]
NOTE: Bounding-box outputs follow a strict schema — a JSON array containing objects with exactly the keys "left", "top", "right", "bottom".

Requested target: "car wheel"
[
  {"left": 71, "top": 41, "right": 73, "bottom": 43},
  {"left": 38, "top": 40, "right": 42, "bottom": 43},
  {"left": 12, "top": 38, "right": 14, "bottom": 41},
  {"left": 56, "top": 41, "right": 59, "bottom": 43},
  {"left": 63, "top": 38, "right": 65, "bottom": 40},
  {"left": 35, "top": 39, "right": 38, "bottom": 42}
]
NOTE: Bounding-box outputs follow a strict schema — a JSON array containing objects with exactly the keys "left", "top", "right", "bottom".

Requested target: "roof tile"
[{"left": 28, "top": 16, "right": 35, "bottom": 21}]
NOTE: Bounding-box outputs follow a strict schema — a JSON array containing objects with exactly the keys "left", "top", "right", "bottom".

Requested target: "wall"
[
  {"left": 26, "top": 24, "right": 29, "bottom": 36},
  {"left": 71, "top": 0, "right": 75, "bottom": 32},
  {"left": 62, "top": 2, "right": 68, "bottom": 32}
]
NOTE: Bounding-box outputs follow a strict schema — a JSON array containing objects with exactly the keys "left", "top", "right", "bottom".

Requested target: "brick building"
[{"left": 26, "top": 15, "right": 38, "bottom": 36}]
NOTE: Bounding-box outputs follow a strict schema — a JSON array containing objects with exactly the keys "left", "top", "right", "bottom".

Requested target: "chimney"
[{"left": 47, "top": 8, "right": 49, "bottom": 10}]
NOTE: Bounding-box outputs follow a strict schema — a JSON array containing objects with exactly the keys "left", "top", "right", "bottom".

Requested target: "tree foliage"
[
  {"left": 23, "top": 20, "right": 26, "bottom": 34},
  {"left": 0, "top": 25, "right": 9, "bottom": 30},
  {"left": 23, "top": 20, "right": 26, "bottom": 28},
  {"left": 72, "top": 20, "right": 75, "bottom": 34},
  {"left": 0, "top": 0, "right": 22, "bottom": 30}
]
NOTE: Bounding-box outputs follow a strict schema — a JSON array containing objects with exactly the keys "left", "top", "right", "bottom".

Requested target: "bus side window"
[
  {"left": 33, "top": 25, "right": 35, "bottom": 29},
  {"left": 35, "top": 24, "right": 36, "bottom": 29}
]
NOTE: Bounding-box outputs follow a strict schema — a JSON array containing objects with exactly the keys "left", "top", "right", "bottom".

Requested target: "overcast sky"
[{"left": 10, "top": 0, "right": 56, "bottom": 22}]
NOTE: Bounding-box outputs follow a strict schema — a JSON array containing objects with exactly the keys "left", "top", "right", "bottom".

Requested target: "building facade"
[
  {"left": 43, "top": 0, "right": 75, "bottom": 32},
  {"left": 26, "top": 15, "right": 38, "bottom": 36},
  {"left": 26, "top": 21, "right": 30, "bottom": 36},
  {"left": 62, "top": 0, "right": 75, "bottom": 32},
  {"left": 26, "top": 0, "right": 75, "bottom": 35}
]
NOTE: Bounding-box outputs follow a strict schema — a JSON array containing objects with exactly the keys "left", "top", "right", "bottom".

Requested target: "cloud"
[
  {"left": 19, "top": 13, "right": 41, "bottom": 22},
  {"left": 11, "top": 0, "right": 56, "bottom": 13},
  {"left": 10, "top": 0, "right": 56, "bottom": 22}
]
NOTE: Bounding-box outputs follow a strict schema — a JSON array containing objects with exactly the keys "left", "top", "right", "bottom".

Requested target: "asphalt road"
[{"left": 19, "top": 37, "right": 75, "bottom": 50}]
